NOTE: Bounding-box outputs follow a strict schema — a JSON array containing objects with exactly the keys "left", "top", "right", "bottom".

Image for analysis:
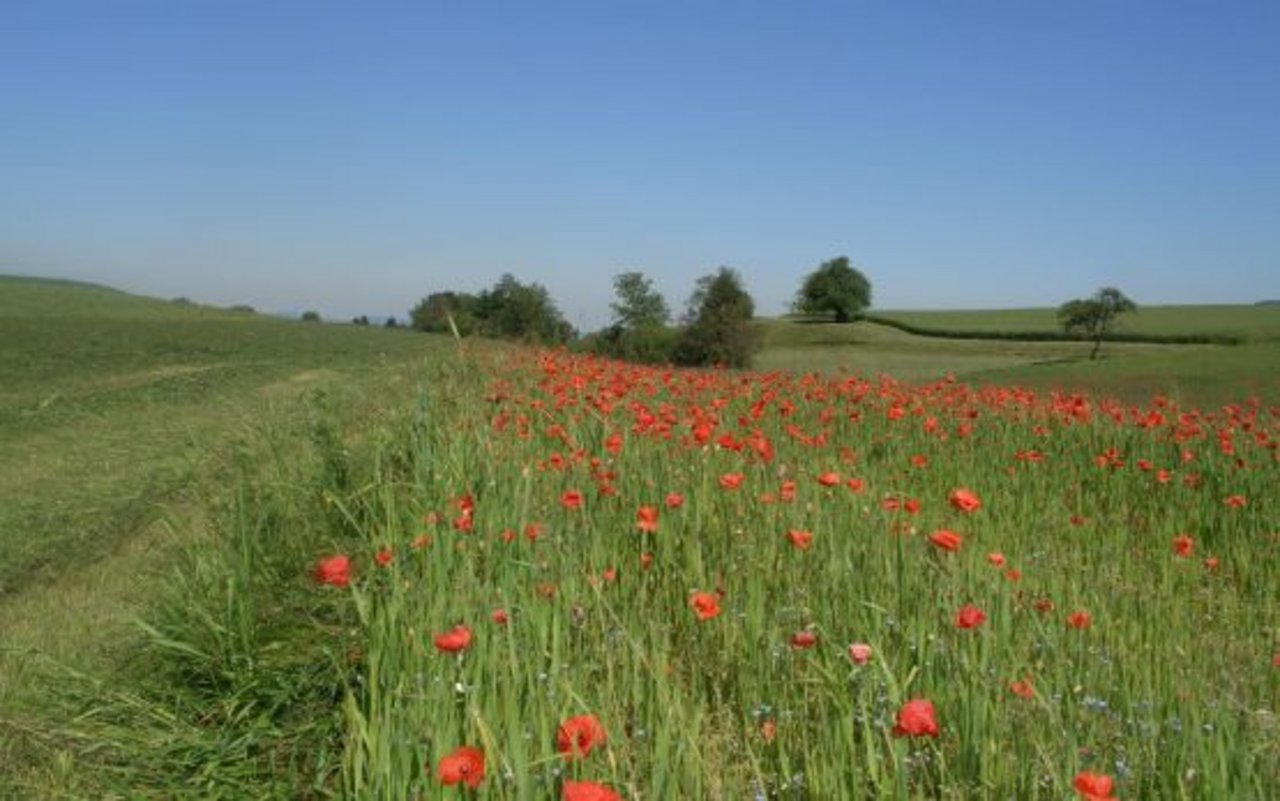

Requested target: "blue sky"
[{"left": 3, "top": 1, "right": 1277, "bottom": 328}]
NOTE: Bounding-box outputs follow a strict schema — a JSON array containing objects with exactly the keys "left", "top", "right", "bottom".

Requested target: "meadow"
[
  {"left": 868, "top": 306, "right": 1280, "bottom": 343},
  {"left": 1, "top": 278, "right": 1276, "bottom": 799}
]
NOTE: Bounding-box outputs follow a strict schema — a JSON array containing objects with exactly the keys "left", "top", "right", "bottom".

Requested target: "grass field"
[
  {"left": 0, "top": 276, "right": 454, "bottom": 794},
  {"left": 871, "top": 305, "right": 1280, "bottom": 342},
  {"left": 1, "top": 277, "right": 1276, "bottom": 798},
  {"left": 754, "top": 317, "right": 1280, "bottom": 407}
]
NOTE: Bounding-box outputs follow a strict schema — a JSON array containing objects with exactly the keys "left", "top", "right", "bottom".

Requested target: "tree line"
[
  {"left": 408, "top": 257, "right": 874, "bottom": 368},
  {"left": 407, "top": 260, "right": 1137, "bottom": 366}
]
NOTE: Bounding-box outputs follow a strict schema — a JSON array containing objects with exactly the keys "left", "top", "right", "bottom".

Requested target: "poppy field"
[{"left": 317, "top": 347, "right": 1278, "bottom": 799}]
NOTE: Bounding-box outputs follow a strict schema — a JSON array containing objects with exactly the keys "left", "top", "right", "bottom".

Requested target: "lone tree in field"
[
  {"left": 1058, "top": 286, "right": 1137, "bottom": 360},
  {"left": 610, "top": 271, "right": 670, "bottom": 330},
  {"left": 794, "top": 256, "right": 872, "bottom": 323},
  {"left": 674, "top": 267, "right": 758, "bottom": 368}
]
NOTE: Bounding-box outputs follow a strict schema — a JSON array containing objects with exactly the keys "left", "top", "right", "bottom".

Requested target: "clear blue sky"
[{"left": 3, "top": 1, "right": 1277, "bottom": 328}]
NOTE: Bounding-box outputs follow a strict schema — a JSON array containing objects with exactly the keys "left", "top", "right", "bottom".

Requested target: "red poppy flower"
[
  {"left": 986, "top": 552, "right": 1005, "bottom": 567},
  {"left": 1066, "top": 610, "right": 1091, "bottom": 630},
  {"left": 1033, "top": 597, "right": 1055, "bottom": 614},
  {"left": 1072, "top": 771, "right": 1116, "bottom": 800},
  {"left": 374, "top": 548, "right": 393, "bottom": 568},
  {"left": 635, "top": 505, "right": 659, "bottom": 533},
  {"left": 786, "top": 529, "right": 813, "bottom": 550},
  {"left": 490, "top": 608, "right": 508, "bottom": 626},
  {"left": 948, "top": 488, "right": 981, "bottom": 513},
  {"left": 817, "top": 471, "right": 840, "bottom": 487},
  {"left": 1171, "top": 534, "right": 1193, "bottom": 557},
  {"left": 1008, "top": 677, "right": 1034, "bottom": 700},
  {"left": 690, "top": 591, "right": 721, "bottom": 620},
  {"left": 664, "top": 492, "right": 684, "bottom": 508},
  {"left": 719, "top": 473, "right": 744, "bottom": 490},
  {"left": 1223, "top": 494, "right": 1246, "bottom": 508},
  {"left": 789, "top": 630, "right": 818, "bottom": 650},
  {"left": 929, "top": 530, "right": 962, "bottom": 552},
  {"left": 562, "top": 780, "right": 623, "bottom": 801},
  {"left": 759, "top": 718, "right": 777, "bottom": 742},
  {"left": 954, "top": 604, "right": 986, "bottom": 629},
  {"left": 556, "top": 714, "right": 607, "bottom": 759},
  {"left": 903, "top": 498, "right": 921, "bottom": 515},
  {"left": 313, "top": 555, "right": 351, "bottom": 588},
  {"left": 433, "top": 625, "right": 473, "bottom": 653},
  {"left": 891, "top": 698, "right": 939, "bottom": 738},
  {"left": 845, "top": 477, "right": 865, "bottom": 493},
  {"left": 436, "top": 745, "right": 485, "bottom": 789},
  {"left": 560, "top": 490, "right": 584, "bottom": 509},
  {"left": 1203, "top": 556, "right": 1219, "bottom": 571},
  {"left": 847, "top": 642, "right": 872, "bottom": 665}
]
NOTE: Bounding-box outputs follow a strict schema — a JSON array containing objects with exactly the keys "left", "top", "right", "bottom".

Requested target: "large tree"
[
  {"left": 673, "top": 267, "right": 758, "bottom": 368},
  {"left": 610, "top": 271, "right": 669, "bottom": 329},
  {"left": 472, "top": 274, "right": 573, "bottom": 343},
  {"left": 794, "top": 256, "right": 872, "bottom": 323},
  {"left": 1057, "top": 286, "right": 1137, "bottom": 360}
]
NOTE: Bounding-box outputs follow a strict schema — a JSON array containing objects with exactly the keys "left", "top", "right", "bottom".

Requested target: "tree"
[
  {"left": 610, "top": 271, "right": 669, "bottom": 329},
  {"left": 410, "top": 291, "right": 478, "bottom": 335},
  {"left": 673, "top": 267, "right": 758, "bottom": 368},
  {"left": 1057, "top": 287, "right": 1137, "bottom": 360},
  {"left": 472, "top": 274, "right": 574, "bottom": 343},
  {"left": 794, "top": 256, "right": 872, "bottom": 323},
  {"left": 301, "top": 310, "right": 322, "bottom": 323}
]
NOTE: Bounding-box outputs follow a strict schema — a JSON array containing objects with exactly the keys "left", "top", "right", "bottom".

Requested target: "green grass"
[
  {"left": 3, "top": 277, "right": 1276, "bottom": 798},
  {"left": 871, "top": 305, "right": 1280, "bottom": 342},
  {"left": 754, "top": 317, "right": 1279, "bottom": 407},
  {"left": 0, "top": 275, "right": 439, "bottom": 600},
  {"left": 0, "top": 275, "right": 454, "bottom": 794}
]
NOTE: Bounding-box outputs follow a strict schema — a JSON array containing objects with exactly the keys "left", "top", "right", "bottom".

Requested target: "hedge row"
[{"left": 861, "top": 315, "right": 1242, "bottom": 346}]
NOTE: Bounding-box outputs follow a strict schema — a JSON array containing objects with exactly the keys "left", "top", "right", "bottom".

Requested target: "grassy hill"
[
  {"left": 1, "top": 276, "right": 457, "bottom": 794},
  {"left": 0, "top": 275, "right": 443, "bottom": 596},
  {"left": 869, "top": 304, "right": 1280, "bottom": 342},
  {"left": 754, "top": 309, "right": 1280, "bottom": 406}
]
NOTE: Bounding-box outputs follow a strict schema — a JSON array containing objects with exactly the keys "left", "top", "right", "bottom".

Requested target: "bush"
[
  {"left": 673, "top": 267, "right": 758, "bottom": 368},
  {"left": 582, "top": 324, "right": 679, "bottom": 364}
]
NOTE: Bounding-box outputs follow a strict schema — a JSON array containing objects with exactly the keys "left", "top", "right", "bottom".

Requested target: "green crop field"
[
  {"left": 754, "top": 317, "right": 1280, "bottom": 407},
  {"left": 2, "top": 278, "right": 1276, "bottom": 799},
  {"left": 871, "top": 305, "right": 1280, "bottom": 342},
  {"left": 0, "top": 276, "right": 455, "bottom": 796}
]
